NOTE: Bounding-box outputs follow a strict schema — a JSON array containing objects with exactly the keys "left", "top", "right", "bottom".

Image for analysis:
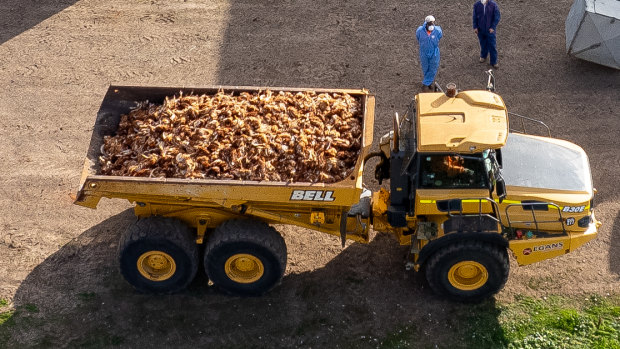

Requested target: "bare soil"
[{"left": 0, "top": 0, "right": 618, "bottom": 347}]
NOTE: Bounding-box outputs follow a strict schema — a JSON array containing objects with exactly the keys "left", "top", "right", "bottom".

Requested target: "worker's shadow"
[{"left": 4, "top": 210, "right": 506, "bottom": 347}]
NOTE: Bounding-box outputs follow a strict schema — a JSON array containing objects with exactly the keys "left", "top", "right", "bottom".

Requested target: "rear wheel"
[
  {"left": 204, "top": 219, "right": 287, "bottom": 296},
  {"left": 425, "top": 241, "right": 509, "bottom": 302},
  {"left": 118, "top": 216, "right": 199, "bottom": 294}
]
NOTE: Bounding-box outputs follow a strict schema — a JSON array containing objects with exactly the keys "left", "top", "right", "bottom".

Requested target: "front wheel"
[
  {"left": 425, "top": 241, "right": 509, "bottom": 302},
  {"left": 204, "top": 219, "right": 287, "bottom": 296}
]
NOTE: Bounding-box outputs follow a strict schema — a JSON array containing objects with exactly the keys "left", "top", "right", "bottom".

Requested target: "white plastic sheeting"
[{"left": 565, "top": 0, "right": 620, "bottom": 69}]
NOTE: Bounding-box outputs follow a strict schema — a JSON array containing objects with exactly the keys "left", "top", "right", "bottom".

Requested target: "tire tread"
[
  {"left": 204, "top": 219, "right": 287, "bottom": 295},
  {"left": 425, "top": 240, "right": 509, "bottom": 302},
  {"left": 118, "top": 216, "right": 199, "bottom": 294}
]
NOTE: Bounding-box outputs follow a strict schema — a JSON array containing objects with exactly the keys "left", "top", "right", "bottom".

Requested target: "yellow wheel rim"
[
  {"left": 225, "top": 254, "right": 264, "bottom": 284},
  {"left": 137, "top": 250, "right": 176, "bottom": 281},
  {"left": 447, "top": 261, "right": 488, "bottom": 291}
]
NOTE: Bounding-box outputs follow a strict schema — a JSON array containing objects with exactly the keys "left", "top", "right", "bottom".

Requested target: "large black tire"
[
  {"left": 425, "top": 240, "right": 509, "bottom": 302},
  {"left": 118, "top": 216, "right": 199, "bottom": 294},
  {"left": 204, "top": 219, "right": 287, "bottom": 296}
]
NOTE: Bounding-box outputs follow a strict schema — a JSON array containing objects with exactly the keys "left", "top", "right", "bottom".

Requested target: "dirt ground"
[{"left": 0, "top": 0, "right": 618, "bottom": 347}]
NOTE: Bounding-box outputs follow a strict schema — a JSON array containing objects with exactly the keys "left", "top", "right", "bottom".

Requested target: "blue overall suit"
[
  {"left": 473, "top": 0, "right": 501, "bottom": 65},
  {"left": 416, "top": 22, "right": 443, "bottom": 87}
]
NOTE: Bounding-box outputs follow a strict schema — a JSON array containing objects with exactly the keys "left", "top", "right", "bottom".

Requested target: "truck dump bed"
[{"left": 75, "top": 86, "right": 375, "bottom": 220}]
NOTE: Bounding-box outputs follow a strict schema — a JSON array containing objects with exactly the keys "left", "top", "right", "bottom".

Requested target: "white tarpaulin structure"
[{"left": 565, "top": 0, "right": 620, "bottom": 69}]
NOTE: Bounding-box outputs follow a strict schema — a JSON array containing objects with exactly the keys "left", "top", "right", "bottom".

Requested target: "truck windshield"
[
  {"left": 419, "top": 154, "right": 487, "bottom": 189},
  {"left": 500, "top": 133, "right": 592, "bottom": 192}
]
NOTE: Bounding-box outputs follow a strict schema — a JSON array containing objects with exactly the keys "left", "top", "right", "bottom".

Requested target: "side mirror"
[
  {"left": 496, "top": 178, "right": 507, "bottom": 203},
  {"left": 393, "top": 112, "right": 400, "bottom": 153},
  {"left": 484, "top": 158, "right": 493, "bottom": 190}
]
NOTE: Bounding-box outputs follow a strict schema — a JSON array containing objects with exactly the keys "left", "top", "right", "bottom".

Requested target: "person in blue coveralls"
[
  {"left": 473, "top": 0, "right": 501, "bottom": 68},
  {"left": 415, "top": 15, "right": 443, "bottom": 91}
]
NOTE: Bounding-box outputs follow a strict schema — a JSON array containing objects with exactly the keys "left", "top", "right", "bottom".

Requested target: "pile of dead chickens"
[{"left": 99, "top": 90, "right": 363, "bottom": 183}]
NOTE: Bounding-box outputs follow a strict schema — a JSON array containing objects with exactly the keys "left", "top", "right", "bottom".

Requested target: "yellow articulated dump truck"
[{"left": 75, "top": 85, "right": 600, "bottom": 301}]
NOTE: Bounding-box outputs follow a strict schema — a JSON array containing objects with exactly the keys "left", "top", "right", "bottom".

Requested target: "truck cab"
[{"left": 371, "top": 89, "right": 599, "bottom": 300}]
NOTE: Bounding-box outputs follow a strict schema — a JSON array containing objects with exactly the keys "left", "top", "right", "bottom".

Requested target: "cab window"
[{"left": 419, "top": 154, "right": 487, "bottom": 189}]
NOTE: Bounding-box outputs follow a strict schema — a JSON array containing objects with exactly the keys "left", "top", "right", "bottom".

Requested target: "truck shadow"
[
  {"left": 3, "top": 210, "right": 506, "bottom": 347},
  {"left": 0, "top": 0, "right": 78, "bottom": 45},
  {"left": 610, "top": 211, "right": 620, "bottom": 275}
]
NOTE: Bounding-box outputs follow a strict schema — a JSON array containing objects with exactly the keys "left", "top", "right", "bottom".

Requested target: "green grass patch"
[
  {"left": 491, "top": 294, "right": 620, "bottom": 349},
  {"left": 0, "top": 299, "right": 12, "bottom": 328},
  {"left": 378, "top": 324, "right": 417, "bottom": 349},
  {"left": 377, "top": 295, "right": 620, "bottom": 349},
  {"left": 21, "top": 304, "right": 38, "bottom": 313},
  {"left": 77, "top": 292, "right": 97, "bottom": 301},
  {"left": 0, "top": 310, "right": 14, "bottom": 326}
]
